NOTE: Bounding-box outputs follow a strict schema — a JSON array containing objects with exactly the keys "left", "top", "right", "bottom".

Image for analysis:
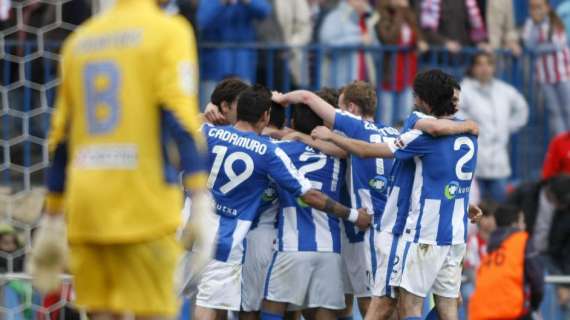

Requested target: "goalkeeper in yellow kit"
[{"left": 28, "top": 0, "right": 214, "bottom": 319}]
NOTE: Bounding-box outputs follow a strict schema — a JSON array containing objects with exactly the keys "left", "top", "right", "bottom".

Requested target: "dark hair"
[
  {"left": 494, "top": 205, "right": 522, "bottom": 227},
  {"left": 466, "top": 52, "right": 495, "bottom": 78},
  {"left": 478, "top": 200, "right": 498, "bottom": 217},
  {"left": 292, "top": 89, "right": 340, "bottom": 134},
  {"left": 413, "top": 69, "right": 460, "bottom": 117},
  {"left": 292, "top": 104, "right": 322, "bottom": 135},
  {"left": 236, "top": 87, "right": 272, "bottom": 124},
  {"left": 316, "top": 87, "right": 340, "bottom": 108},
  {"left": 547, "top": 174, "right": 570, "bottom": 209},
  {"left": 342, "top": 81, "right": 377, "bottom": 117},
  {"left": 376, "top": 0, "right": 421, "bottom": 45},
  {"left": 546, "top": 1, "right": 566, "bottom": 33},
  {"left": 210, "top": 77, "right": 249, "bottom": 110},
  {"left": 269, "top": 102, "right": 285, "bottom": 129}
]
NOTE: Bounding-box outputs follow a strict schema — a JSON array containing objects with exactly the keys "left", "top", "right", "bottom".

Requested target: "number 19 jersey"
[
  {"left": 275, "top": 141, "right": 345, "bottom": 253},
  {"left": 203, "top": 124, "right": 312, "bottom": 263}
]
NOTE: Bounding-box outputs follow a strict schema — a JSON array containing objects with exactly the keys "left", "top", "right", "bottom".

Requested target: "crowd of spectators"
[{"left": 183, "top": 0, "right": 570, "bottom": 134}]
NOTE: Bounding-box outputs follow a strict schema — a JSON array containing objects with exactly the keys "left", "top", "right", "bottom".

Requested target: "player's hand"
[
  {"left": 180, "top": 190, "right": 217, "bottom": 276},
  {"left": 271, "top": 91, "right": 288, "bottom": 106},
  {"left": 355, "top": 208, "right": 371, "bottom": 230},
  {"left": 465, "top": 120, "right": 479, "bottom": 136},
  {"left": 311, "top": 126, "right": 333, "bottom": 141},
  {"left": 272, "top": 90, "right": 312, "bottom": 106},
  {"left": 269, "top": 127, "right": 296, "bottom": 140},
  {"left": 282, "top": 131, "right": 301, "bottom": 141},
  {"left": 27, "top": 214, "right": 68, "bottom": 294},
  {"left": 468, "top": 204, "right": 483, "bottom": 223},
  {"left": 203, "top": 102, "right": 228, "bottom": 125}
]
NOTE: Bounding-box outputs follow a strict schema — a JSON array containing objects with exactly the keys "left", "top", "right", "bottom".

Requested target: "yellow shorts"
[{"left": 69, "top": 233, "right": 182, "bottom": 316}]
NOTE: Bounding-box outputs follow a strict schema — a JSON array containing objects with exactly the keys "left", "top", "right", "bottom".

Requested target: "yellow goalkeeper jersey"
[{"left": 46, "top": 0, "right": 207, "bottom": 244}]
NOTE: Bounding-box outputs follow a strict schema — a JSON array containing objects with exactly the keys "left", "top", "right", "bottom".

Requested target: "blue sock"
[
  {"left": 260, "top": 311, "right": 284, "bottom": 320},
  {"left": 424, "top": 307, "right": 439, "bottom": 320},
  {"left": 338, "top": 317, "right": 354, "bottom": 320},
  {"left": 403, "top": 317, "right": 422, "bottom": 320}
]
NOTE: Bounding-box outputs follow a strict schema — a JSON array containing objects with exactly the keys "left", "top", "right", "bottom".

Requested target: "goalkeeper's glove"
[
  {"left": 27, "top": 214, "right": 68, "bottom": 294},
  {"left": 179, "top": 190, "right": 217, "bottom": 280}
]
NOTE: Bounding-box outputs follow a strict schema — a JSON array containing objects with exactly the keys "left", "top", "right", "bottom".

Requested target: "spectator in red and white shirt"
[
  {"left": 465, "top": 201, "right": 497, "bottom": 272},
  {"left": 543, "top": 131, "right": 570, "bottom": 179},
  {"left": 523, "top": 0, "right": 570, "bottom": 137},
  {"left": 376, "top": 0, "right": 428, "bottom": 125}
]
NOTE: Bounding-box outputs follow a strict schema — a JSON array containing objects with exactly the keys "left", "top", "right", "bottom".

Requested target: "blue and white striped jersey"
[
  {"left": 378, "top": 111, "right": 426, "bottom": 235},
  {"left": 251, "top": 182, "right": 279, "bottom": 230},
  {"left": 276, "top": 140, "right": 345, "bottom": 253},
  {"left": 251, "top": 135, "right": 281, "bottom": 231},
  {"left": 203, "top": 124, "right": 312, "bottom": 263},
  {"left": 390, "top": 122, "right": 478, "bottom": 245},
  {"left": 333, "top": 111, "right": 399, "bottom": 242}
]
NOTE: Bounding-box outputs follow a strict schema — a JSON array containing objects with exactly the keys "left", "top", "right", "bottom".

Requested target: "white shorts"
[
  {"left": 241, "top": 226, "right": 276, "bottom": 312},
  {"left": 396, "top": 243, "right": 466, "bottom": 298},
  {"left": 264, "top": 251, "right": 345, "bottom": 310},
  {"left": 372, "top": 231, "right": 408, "bottom": 298},
  {"left": 196, "top": 259, "right": 242, "bottom": 311},
  {"left": 340, "top": 228, "right": 374, "bottom": 297},
  {"left": 178, "top": 251, "right": 199, "bottom": 300}
]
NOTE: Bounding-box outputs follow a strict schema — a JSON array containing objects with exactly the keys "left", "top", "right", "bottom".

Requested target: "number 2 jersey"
[
  {"left": 46, "top": 1, "right": 207, "bottom": 244},
  {"left": 389, "top": 121, "right": 478, "bottom": 245},
  {"left": 333, "top": 111, "right": 399, "bottom": 241},
  {"left": 275, "top": 141, "right": 346, "bottom": 253},
  {"left": 203, "top": 124, "right": 312, "bottom": 263}
]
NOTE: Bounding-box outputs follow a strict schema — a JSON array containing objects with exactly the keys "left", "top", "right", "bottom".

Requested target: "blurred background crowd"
[{"left": 1, "top": 0, "right": 570, "bottom": 319}]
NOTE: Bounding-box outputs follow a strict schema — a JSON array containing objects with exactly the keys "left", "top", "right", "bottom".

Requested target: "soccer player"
[
  {"left": 194, "top": 87, "right": 370, "bottom": 320},
  {"left": 261, "top": 98, "right": 348, "bottom": 320},
  {"left": 276, "top": 82, "right": 397, "bottom": 317},
  {"left": 203, "top": 77, "right": 250, "bottom": 125},
  {"left": 241, "top": 87, "right": 289, "bottom": 319},
  {"left": 28, "top": 1, "right": 212, "bottom": 320},
  {"left": 273, "top": 81, "right": 478, "bottom": 320},
  {"left": 311, "top": 70, "right": 482, "bottom": 320}
]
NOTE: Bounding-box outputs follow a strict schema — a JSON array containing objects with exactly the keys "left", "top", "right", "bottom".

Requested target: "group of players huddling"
[
  {"left": 186, "top": 73, "right": 482, "bottom": 320},
  {"left": 27, "top": 1, "right": 483, "bottom": 320}
]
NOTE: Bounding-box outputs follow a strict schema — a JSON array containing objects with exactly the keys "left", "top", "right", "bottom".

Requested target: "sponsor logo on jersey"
[
  {"left": 216, "top": 203, "right": 238, "bottom": 217},
  {"left": 369, "top": 175, "right": 388, "bottom": 192},
  {"left": 444, "top": 181, "right": 470, "bottom": 200},
  {"left": 261, "top": 187, "right": 278, "bottom": 202}
]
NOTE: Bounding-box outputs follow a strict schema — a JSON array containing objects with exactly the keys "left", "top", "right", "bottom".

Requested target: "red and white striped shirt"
[{"left": 523, "top": 18, "right": 570, "bottom": 84}]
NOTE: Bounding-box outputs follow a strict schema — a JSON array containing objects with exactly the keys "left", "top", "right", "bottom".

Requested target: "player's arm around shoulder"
[
  {"left": 311, "top": 126, "right": 394, "bottom": 159},
  {"left": 300, "top": 190, "right": 371, "bottom": 230},
  {"left": 282, "top": 131, "right": 348, "bottom": 159},
  {"left": 414, "top": 117, "right": 479, "bottom": 137}
]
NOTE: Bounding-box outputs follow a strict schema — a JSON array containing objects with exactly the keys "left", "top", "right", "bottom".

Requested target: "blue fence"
[{"left": 0, "top": 42, "right": 550, "bottom": 195}]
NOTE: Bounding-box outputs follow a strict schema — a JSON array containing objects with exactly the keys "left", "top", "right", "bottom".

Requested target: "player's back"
[
  {"left": 53, "top": 1, "right": 202, "bottom": 244},
  {"left": 203, "top": 125, "right": 311, "bottom": 262},
  {"left": 380, "top": 112, "right": 428, "bottom": 235},
  {"left": 333, "top": 111, "right": 399, "bottom": 240},
  {"left": 276, "top": 141, "right": 345, "bottom": 253},
  {"left": 403, "top": 129, "right": 478, "bottom": 245}
]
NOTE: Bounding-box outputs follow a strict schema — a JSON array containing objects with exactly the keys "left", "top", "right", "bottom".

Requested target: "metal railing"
[{"left": 1, "top": 43, "right": 551, "bottom": 200}]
